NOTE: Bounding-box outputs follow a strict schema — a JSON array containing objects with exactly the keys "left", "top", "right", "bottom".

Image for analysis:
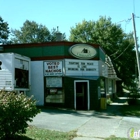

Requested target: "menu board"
[{"left": 46, "top": 77, "right": 62, "bottom": 87}]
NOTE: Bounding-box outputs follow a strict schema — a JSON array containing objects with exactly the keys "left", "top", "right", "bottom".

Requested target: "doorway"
[{"left": 74, "top": 80, "right": 90, "bottom": 110}]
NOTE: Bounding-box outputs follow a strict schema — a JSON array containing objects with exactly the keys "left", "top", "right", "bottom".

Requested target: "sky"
[{"left": 0, "top": 0, "right": 140, "bottom": 44}]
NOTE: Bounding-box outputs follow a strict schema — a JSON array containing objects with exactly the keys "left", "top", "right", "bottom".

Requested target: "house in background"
[{"left": 0, "top": 41, "right": 119, "bottom": 110}]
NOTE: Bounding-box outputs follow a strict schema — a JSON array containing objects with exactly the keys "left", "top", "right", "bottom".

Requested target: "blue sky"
[{"left": 0, "top": 0, "right": 140, "bottom": 43}]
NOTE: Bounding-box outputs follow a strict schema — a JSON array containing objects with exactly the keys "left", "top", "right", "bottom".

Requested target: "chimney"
[{"left": 56, "top": 26, "right": 63, "bottom": 41}]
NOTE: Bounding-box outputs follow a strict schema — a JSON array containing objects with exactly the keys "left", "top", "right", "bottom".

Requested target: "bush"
[
  {"left": 0, "top": 90, "right": 40, "bottom": 139},
  {"left": 106, "top": 98, "right": 113, "bottom": 105}
]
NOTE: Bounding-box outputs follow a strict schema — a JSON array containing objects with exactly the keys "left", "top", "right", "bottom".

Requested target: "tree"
[
  {"left": 11, "top": 20, "right": 51, "bottom": 43},
  {"left": 0, "top": 16, "right": 10, "bottom": 44},
  {"left": 69, "top": 17, "right": 136, "bottom": 93},
  {"left": 11, "top": 20, "right": 67, "bottom": 44}
]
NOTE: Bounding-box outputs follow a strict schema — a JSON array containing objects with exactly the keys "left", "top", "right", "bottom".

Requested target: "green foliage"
[
  {"left": 11, "top": 20, "right": 51, "bottom": 43},
  {"left": 128, "top": 84, "right": 140, "bottom": 105},
  {"left": 0, "top": 90, "right": 40, "bottom": 139},
  {"left": 106, "top": 98, "right": 113, "bottom": 105},
  {"left": 0, "top": 16, "right": 10, "bottom": 44},
  {"left": 69, "top": 16, "right": 136, "bottom": 90},
  {"left": 24, "top": 126, "right": 77, "bottom": 140},
  {"left": 11, "top": 20, "right": 66, "bottom": 44}
]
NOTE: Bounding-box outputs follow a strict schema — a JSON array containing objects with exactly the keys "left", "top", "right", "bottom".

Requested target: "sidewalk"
[
  {"left": 73, "top": 114, "right": 140, "bottom": 140},
  {"left": 73, "top": 96, "right": 140, "bottom": 140}
]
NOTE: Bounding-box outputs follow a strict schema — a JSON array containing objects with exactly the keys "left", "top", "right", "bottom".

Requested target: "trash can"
[{"left": 100, "top": 94, "right": 107, "bottom": 109}]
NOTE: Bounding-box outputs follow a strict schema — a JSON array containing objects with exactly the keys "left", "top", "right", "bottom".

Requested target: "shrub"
[
  {"left": 106, "top": 97, "right": 113, "bottom": 105},
  {"left": 0, "top": 90, "right": 40, "bottom": 139}
]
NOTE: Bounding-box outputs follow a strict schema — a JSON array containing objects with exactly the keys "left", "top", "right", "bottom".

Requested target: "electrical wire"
[
  {"left": 113, "top": 43, "right": 131, "bottom": 60},
  {"left": 110, "top": 50, "right": 119, "bottom": 57},
  {"left": 109, "top": 18, "right": 132, "bottom": 57}
]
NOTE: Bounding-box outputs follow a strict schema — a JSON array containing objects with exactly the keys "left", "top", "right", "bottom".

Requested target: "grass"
[
  {"left": 119, "top": 104, "right": 140, "bottom": 116},
  {"left": 15, "top": 125, "right": 77, "bottom": 140},
  {"left": 105, "top": 137, "right": 128, "bottom": 140},
  {"left": 105, "top": 136, "right": 140, "bottom": 140},
  {"left": 105, "top": 135, "right": 140, "bottom": 140},
  {"left": 105, "top": 137, "right": 140, "bottom": 140}
]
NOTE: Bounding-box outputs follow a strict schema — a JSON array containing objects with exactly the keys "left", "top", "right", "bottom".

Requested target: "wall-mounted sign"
[
  {"left": 44, "top": 61, "right": 63, "bottom": 76},
  {"left": 69, "top": 44, "right": 97, "bottom": 59},
  {"left": 64, "top": 59, "right": 99, "bottom": 76}
]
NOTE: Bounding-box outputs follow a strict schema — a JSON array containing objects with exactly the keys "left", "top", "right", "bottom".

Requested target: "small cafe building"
[{"left": 1, "top": 41, "right": 119, "bottom": 110}]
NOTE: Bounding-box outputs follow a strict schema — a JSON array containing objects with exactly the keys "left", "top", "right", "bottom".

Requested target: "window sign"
[
  {"left": 46, "top": 77, "right": 62, "bottom": 87},
  {"left": 44, "top": 61, "right": 63, "bottom": 76}
]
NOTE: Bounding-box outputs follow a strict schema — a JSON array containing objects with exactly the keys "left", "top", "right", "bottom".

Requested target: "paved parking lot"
[
  {"left": 28, "top": 109, "right": 93, "bottom": 132},
  {"left": 28, "top": 107, "right": 140, "bottom": 139}
]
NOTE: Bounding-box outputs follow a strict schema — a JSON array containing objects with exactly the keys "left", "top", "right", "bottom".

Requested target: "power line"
[
  {"left": 116, "top": 18, "right": 132, "bottom": 24},
  {"left": 113, "top": 43, "right": 131, "bottom": 60},
  {"left": 110, "top": 15, "right": 140, "bottom": 60},
  {"left": 110, "top": 50, "right": 119, "bottom": 57}
]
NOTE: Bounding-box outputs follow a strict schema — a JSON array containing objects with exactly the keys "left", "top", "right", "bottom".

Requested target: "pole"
[{"left": 132, "top": 13, "right": 140, "bottom": 87}]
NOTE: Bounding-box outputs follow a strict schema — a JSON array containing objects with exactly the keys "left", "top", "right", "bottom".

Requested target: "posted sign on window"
[{"left": 44, "top": 61, "right": 63, "bottom": 76}]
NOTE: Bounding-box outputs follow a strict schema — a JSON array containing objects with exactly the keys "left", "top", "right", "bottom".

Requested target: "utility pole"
[{"left": 132, "top": 13, "right": 140, "bottom": 87}]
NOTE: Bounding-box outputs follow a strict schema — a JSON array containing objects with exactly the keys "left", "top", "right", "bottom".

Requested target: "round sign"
[{"left": 69, "top": 44, "right": 97, "bottom": 59}]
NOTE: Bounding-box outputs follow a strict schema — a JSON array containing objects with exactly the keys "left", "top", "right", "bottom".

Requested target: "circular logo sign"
[{"left": 69, "top": 44, "right": 97, "bottom": 59}]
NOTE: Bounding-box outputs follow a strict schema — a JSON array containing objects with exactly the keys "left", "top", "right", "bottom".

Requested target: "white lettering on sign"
[
  {"left": 64, "top": 59, "right": 99, "bottom": 76},
  {"left": 44, "top": 61, "right": 62, "bottom": 76}
]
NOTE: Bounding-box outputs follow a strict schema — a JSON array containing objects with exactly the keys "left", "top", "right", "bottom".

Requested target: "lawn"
[
  {"left": 120, "top": 105, "right": 140, "bottom": 116},
  {"left": 105, "top": 135, "right": 140, "bottom": 140},
  {"left": 105, "top": 137, "right": 140, "bottom": 140},
  {"left": 16, "top": 126, "right": 77, "bottom": 140}
]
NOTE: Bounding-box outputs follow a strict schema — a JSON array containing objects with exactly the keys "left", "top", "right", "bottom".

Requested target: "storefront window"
[
  {"left": 15, "top": 68, "right": 29, "bottom": 88},
  {"left": 45, "top": 77, "right": 64, "bottom": 103}
]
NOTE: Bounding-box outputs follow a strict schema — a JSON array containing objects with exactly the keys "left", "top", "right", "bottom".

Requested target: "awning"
[
  {"left": 65, "top": 76, "right": 99, "bottom": 80},
  {"left": 107, "top": 76, "right": 121, "bottom": 81}
]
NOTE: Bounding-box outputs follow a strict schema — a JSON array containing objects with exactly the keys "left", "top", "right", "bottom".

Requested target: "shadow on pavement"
[{"left": 37, "top": 95, "right": 140, "bottom": 118}]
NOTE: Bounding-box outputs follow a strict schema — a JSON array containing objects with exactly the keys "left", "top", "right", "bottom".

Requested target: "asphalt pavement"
[{"left": 28, "top": 104, "right": 140, "bottom": 140}]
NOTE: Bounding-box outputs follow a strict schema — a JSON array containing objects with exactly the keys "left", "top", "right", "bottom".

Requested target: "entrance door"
[{"left": 74, "top": 80, "right": 90, "bottom": 110}]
